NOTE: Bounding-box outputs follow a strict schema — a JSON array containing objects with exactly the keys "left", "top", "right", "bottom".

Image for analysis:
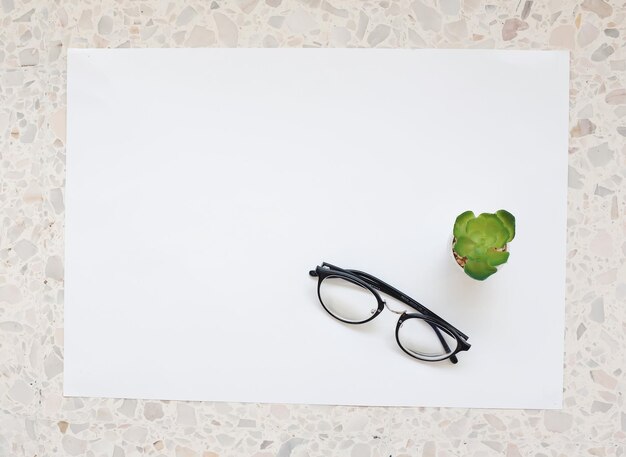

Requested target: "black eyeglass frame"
[{"left": 309, "top": 262, "right": 471, "bottom": 364}]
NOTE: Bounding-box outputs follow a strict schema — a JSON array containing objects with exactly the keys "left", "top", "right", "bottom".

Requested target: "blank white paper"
[{"left": 65, "top": 49, "right": 569, "bottom": 408}]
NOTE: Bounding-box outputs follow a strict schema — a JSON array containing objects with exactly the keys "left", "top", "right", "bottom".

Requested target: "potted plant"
[{"left": 452, "top": 210, "right": 515, "bottom": 280}]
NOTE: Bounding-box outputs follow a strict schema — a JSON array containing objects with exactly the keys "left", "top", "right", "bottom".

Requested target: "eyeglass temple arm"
[
  {"left": 343, "top": 268, "right": 469, "bottom": 342},
  {"left": 432, "top": 325, "right": 458, "bottom": 364},
  {"left": 319, "top": 263, "right": 436, "bottom": 319}
]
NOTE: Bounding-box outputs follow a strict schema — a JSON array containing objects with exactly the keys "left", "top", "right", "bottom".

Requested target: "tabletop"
[{"left": 0, "top": 0, "right": 624, "bottom": 456}]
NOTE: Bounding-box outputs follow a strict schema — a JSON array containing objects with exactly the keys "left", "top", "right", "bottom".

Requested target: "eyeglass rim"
[
  {"left": 316, "top": 272, "right": 386, "bottom": 324},
  {"left": 395, "top": 313, "right": 465, "bottom": 362}
]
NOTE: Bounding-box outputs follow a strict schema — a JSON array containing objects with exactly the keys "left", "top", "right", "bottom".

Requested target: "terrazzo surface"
[{"left": 0, "top": 0, "right": 625, "bottom": 455}]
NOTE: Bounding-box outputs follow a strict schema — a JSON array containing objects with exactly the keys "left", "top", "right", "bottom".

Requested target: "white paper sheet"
[{"left": 65, "top": 49, "right": 568, "bottom": 408}]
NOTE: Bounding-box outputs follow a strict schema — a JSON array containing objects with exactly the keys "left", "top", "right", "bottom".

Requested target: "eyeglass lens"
[
  {"left": 397, "top": 317, "right": 458, "bottom": 360},
  {"left": 318, "top": 275, "right": 378, "bottom": 323}
]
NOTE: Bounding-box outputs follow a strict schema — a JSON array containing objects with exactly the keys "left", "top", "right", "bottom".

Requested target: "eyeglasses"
[{"left": 309, "top": 262, "right": 471, "bottom": 364}]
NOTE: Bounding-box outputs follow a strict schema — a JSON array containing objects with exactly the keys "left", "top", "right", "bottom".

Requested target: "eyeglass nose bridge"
[{"left": 383, "top": 300, "right": 406, "bottom": 316}]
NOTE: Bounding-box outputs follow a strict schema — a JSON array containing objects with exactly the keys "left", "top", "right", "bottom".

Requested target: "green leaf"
[
  {"left": 485, "top": 248, "right": 509, "bottom": 266},
  {"left": 453, "top": 211, "right": 475, "bottom": 239},
  {"left": 453, "top": 236, "right": 475, "bottom": 258},
  {"left": 496, "top": 209, "right": 516, "bottom": 242},
  {"left": 466, "top": 213, "right": 508, "bottom": 248},
  {"left": 463, "top": 260, "right": 497, "bottom": 280}
]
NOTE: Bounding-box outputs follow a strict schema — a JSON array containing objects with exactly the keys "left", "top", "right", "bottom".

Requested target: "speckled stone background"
[{"left": 0, "top": 0, "right": 625, "bottom": 456}]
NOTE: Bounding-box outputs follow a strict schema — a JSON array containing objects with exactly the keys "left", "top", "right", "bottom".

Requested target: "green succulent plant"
[{"left": 452, "top": 210, "right": 515, "bottom": 281}]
